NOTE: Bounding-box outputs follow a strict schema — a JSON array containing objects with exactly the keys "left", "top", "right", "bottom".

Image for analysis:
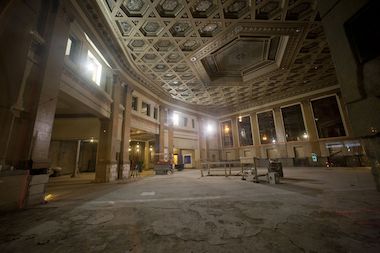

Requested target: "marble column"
[
  {"left": 273, "top": 107, "right": 287, "bottom": 158},
  {"left": 250, "top": 112, "right": 261, "bottom": 158},
  {"left": 158, "top": 106, "right": 166, "bottom": 161},
  {"left": 231, "top": 117, "right": 240, "bottom": 159},
  {"left": 198, "top": 117, "right": 207, "bottom": 162},
  {"left": 301, "top": 100, "right": 321, "bottom": 157},
  {"left": 120, "top": 85, "right": 132, "bottom": 179},
  {"left": 318, "top": 0, "right": 380, "bottom": 190},
  {"left": 144, "top": 141, "right": 150, "bottom": 170},
  {"left": 29, "top": 3, "right": 71, "bottom": 169},
  {"left": 167, "top": 109, "right": 174, "bottom": 157},
  {"left": 95, "top": 76, "right": 122, "bottom": 182},
  {"left": 72, "top": 140, "right": 81, "bottom": 178}
]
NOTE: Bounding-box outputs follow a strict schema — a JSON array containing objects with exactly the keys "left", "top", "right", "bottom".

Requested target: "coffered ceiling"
[{"left": 85, "top": 0, "right": 337, "bottom": 114}]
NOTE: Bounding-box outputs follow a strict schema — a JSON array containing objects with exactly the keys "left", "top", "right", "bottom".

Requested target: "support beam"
[
  {"left": 72, "top": 140, "right": 81, "bottom": 178},
  {"left": 95, "top": 76, "right": 122, "bottom": 182},
  {"left": 301, "top": 100, "right": 321, "bottom": 157},
  {"left": 158, "top": 106, "right": 166, "bottom": 161},
  {"left": 29, "top": 3, "right": 71, "bottom": 169},
  {"left": 250, "top": 112, "right": 261, "bottom": 157},
  {"left": 120, "top": 85, "right": 132, "bottom": 179}
]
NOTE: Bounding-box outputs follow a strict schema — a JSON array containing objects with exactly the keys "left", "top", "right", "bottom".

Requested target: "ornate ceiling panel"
[{"left": 96, "top": 0, "right": 337, "bottom": 114}]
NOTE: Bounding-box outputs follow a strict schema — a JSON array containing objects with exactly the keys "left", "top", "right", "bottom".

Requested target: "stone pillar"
[
  {"left": 167, "top": 109, "right": 174, "bottom": 156},
  {"left": 273, "top": 107, "right": 287, "bottom": 159},
  {"left": 273, "top": 108, "right": 286, "bottom": 143},
  {"left": 144, "top": 141, "right": 150, "bottom": 170},
  {"left": 95, "top": 76, "right": 122, "bottom": 182},
  {"left": 198, "top": 118, "right": 207, "bottom": 162},
  {"left": 318, "top": 0, "right": 380, "bottom": 190},
  {"left": 250, "top": 112, "right": 261, "bottom": 158},
  {"left": 158, "top": 106, "right": 166, "bottom": 161},
  {"left": 230, "top": 117, "right": 239, "bottom": 159},
  {"left": 301, "top": 100, "right": 321, "bottom": 156},
  {"left": 216, "top": 121, "right": 223, "bottom": 161},
  {"left": 29, "top": 3, "right": 71, "bottom": 169},
  {"left": 72, "top": 140, "right": 81, "bottom": 178},
  {"left": 0, "top": 2, "right": 45, "bottom": 168},
  {"left": 120, "top": 85, "right": 132, "bottom": 179}
]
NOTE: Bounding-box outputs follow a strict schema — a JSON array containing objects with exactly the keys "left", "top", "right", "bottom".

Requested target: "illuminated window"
[
  {"left": 221, "top": 121, "right": 233, "bottom": 147},
  {"left": 86, "top": 51, "right": 102, "bottom": 85},
  {"left": 257, "top": 111, "right": 277, "bottom": 144},
  {"left": 311, "top": 96, "right": 346, "bottom": 138},
  {"left": 65, "top": 38, "right": 72, "bottom": 55},
  {"left": 141, "top": 102, "right": 150, "bottom": 116},
  {"left": 132, "top": 96, "right": 138, "bottom": 111},
  {"left": 84, "top": 33, "right": 111, "bottom": 68},
  {"left": 281, "top": 104, "right": 307, "bottom": 142},
  {"left": 65, "top": 36, "right": 80, "bottom": 64},
  {"left": 237, "top": 116, "right": 253, "bottom": 146},
  {"left": 173, "top": 112, "right": 179, "bottom": 126}
]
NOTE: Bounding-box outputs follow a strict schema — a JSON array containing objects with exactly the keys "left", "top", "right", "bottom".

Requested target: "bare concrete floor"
[{"left": 1, "top": 167, "right": 380, "bottom": 253}]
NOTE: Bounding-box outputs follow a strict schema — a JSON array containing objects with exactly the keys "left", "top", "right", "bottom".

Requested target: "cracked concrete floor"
[{"left": 1, "top": 167, "right": 380, "bottom": 253}]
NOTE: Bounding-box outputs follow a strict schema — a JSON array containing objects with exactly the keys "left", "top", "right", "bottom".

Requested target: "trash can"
[
  {"left": 268, "top": 172, "right": 280, "bottom": 184},
  {"left": 268, "top": 161, "right": 283, "bottom": 177}
]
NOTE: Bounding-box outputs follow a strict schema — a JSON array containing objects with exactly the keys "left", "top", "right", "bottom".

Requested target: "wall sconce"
[
  {"left": 149, "top": 145, "right": 153, "bottom": 152},
  {"left": 238, "top": 115, "right": 242, "bottom": 122},
  {"left": 262, "top": 135, "right": 268, "bottom": 141},
  {"left": 128, "top": 147, "right": 131, "bottom": 152},
  {"left": 272, "top": 139, "right": 276, "bottom": 144},
  {"left": 302, "top": 132, "right": 309, "bottom": 139}
]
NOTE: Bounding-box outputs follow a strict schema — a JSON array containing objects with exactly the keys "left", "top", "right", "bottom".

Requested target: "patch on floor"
[{"left": 141, "top": 191, "right": 156, "bottom": 196}]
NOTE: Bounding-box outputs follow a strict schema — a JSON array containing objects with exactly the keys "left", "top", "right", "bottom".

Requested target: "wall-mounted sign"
[{"left": 311, "top": 153, "right": 318, "bottom": 162}]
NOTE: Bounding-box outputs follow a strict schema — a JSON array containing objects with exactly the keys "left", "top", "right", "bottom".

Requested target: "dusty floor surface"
[{"left": 1, "top": 167, "right": 380, "bottom": 253}]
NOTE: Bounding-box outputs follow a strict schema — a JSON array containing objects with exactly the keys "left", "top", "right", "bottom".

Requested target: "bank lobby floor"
[{"left": 0, "top": 167, "right": 379, "bottom": 253}]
